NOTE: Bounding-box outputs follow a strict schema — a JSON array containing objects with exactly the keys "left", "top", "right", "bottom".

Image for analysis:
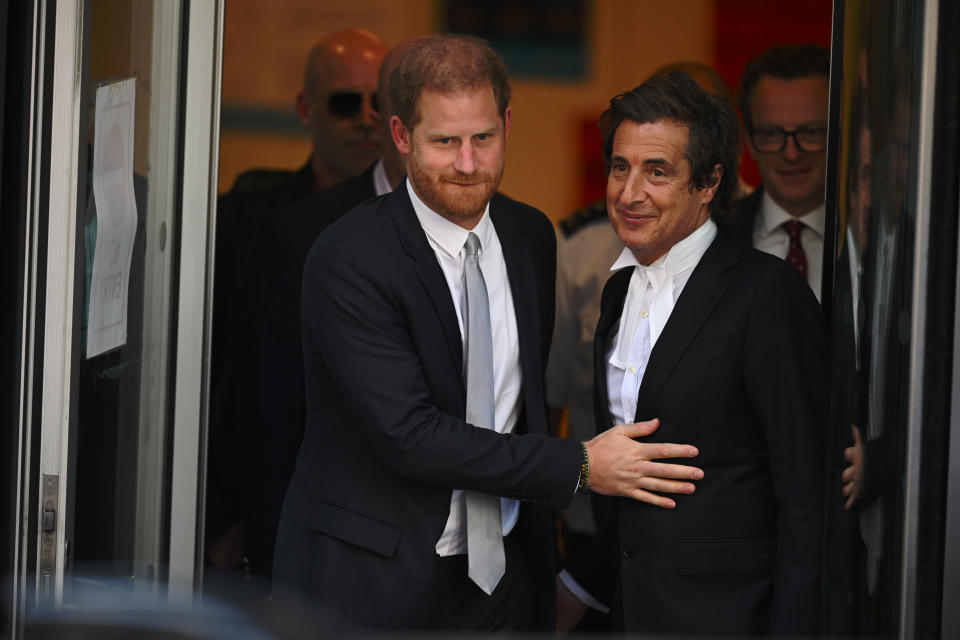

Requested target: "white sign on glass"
[{"left": 87, "top": 77, "right": 138, "bottom": 358}]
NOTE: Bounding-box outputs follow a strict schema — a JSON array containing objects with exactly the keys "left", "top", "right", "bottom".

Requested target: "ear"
[
  {"left": 295, "top": 91, "right": 311, "bottom": 125},
  {"left": 700, "top": 163, "right": 723, "bottom": 205},
  {"left": 390, "top": 115, "right": 412, "bottom": 154},
  {"left": 503, "top": 105, "right": 512, "bottom": 140}
]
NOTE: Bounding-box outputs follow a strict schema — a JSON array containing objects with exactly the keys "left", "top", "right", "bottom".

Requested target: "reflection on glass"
[
  {"left": 826, "top": 0, "right": 922, "bottom": 636},
  {"left": 72, "top": 0, "right": 181, "bottom": 595}
]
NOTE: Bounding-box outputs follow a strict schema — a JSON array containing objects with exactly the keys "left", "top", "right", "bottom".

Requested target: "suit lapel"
[
  {"left": 635, "top": 231, "right": 739, "bottom": 417},
  {"left": 389, "top": 187, "right": 465, "bottom": 386},
  {"left": 490, "top": 197, "right": 540, "bottom": 420},
  {"left": 594, "top": 267, "right": 632, "bottom": 431}
]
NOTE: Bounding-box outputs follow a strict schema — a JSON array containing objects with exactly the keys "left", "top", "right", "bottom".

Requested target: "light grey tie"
[{"left": 462, "top": 232, "right": 505, "bottom": 595}]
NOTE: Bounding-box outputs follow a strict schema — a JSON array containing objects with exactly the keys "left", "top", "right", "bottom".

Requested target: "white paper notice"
[{"left": 87, "top": 77, "right": 138, "bottom": 358}]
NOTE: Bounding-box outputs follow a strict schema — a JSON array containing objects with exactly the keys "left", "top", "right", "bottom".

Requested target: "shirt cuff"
[{"left": 558, "top": 569, "right": 610, "bottom": 613}]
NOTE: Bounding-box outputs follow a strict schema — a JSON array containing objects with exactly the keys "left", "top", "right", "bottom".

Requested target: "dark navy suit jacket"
[{"left": 273, "top": 184, "right": 581, "bottom": 630}]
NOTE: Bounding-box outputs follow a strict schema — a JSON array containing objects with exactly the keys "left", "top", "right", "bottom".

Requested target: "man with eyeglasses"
[
  {"left": 205, "top": 28, "right": 388, "bottom": 580},
  {"left": 728, "top": 44, "right": 830, "bottom": 301}
]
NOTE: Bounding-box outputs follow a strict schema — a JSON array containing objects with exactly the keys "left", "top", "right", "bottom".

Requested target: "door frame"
[{"left": 10, "top": 0, "right": 223, "bottom": 625}]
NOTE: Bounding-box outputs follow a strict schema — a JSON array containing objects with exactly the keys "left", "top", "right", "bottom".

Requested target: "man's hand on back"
[{"left": 584, "top": 418, "right": 702, "bottom": 508}]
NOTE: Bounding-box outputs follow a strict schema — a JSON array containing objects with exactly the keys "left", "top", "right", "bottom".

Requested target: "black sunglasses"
[{"left": 326, "top": 91, "right": 379, "bottom": 119}]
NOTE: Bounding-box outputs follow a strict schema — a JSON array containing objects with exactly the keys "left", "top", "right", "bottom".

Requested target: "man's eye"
[
  {"left": 611, "top": 163, "right": 628, "bottom": 174},
  {"left": 652, "top": 168, "right": 666, "bottom": 177},
  {"left": 437, "top": 138, "right": 452, "bottom": 145},
  {"left": 798, "top": 127, "right": 828, "bottom": 142},
  {"left": 754, "top": 129, "right": 781, "bottom": 143},
  {"left": 475, "top": 133, "right": 489, "bottom": 141}
]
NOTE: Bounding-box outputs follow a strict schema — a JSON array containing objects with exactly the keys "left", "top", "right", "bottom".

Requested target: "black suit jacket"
[
  {"left": 206, "top": 162, "right": 315, "bottom": 548},
  {"left": 724, "top": 185, "right": 763, "bottom": 247},
  {"left": 273, "top": 185, "right": 582, "bottom": 631},
  {"left": 567, "top": 228, "right": 828, "bottom": 636},
  {"left": 244, "top": 166, "right": 378, "bottom": 576}
]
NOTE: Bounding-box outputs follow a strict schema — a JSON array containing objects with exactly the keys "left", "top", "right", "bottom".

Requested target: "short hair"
[
  {"left": 652, "top": 61, "right": 736, "bottom": 114},
  {"left": 601, "top": 71, "right": 739, "bottom": 219},
  {"left": 388, "top": 34, "right": 511, "bottom": 130},
  {"left": 738, "top": 44, "right": 830, "bottom": 130}
]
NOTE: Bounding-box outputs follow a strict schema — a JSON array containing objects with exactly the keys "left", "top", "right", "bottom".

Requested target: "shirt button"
[
  {"left": 622, "top": 546, "right": 634, "bottom": 558},
  {"left": 628, "top": 365, "right": 636, "bottom": 373},
  {"left": 641, "top": 310, "right": 649, "bottom": 318}
]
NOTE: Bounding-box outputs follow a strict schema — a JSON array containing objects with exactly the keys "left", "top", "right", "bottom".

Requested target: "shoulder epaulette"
[{"left": 559, "top": 199, "right": 607, "bottom": 237}]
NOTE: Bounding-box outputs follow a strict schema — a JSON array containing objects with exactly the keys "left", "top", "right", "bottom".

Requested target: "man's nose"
[
  {"left": 355, "top": 95, "right": 377, "bottom": 128},
  {"left": 782, "top": 134, "right": 802, "bottom": 160},
  {"left": 619, "top": 171, "right": 647, "bottom": 205},
  {"left": 454, "top": 143, "right": 477, "bottom": 174}
]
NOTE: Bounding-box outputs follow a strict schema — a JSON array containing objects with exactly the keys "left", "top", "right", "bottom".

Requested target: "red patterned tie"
[{"left": 783, "top": 220, "right": 807, "bottom": 280}]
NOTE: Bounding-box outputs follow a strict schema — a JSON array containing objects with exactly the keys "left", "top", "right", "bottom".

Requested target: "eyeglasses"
[
  {"left": 749, "top": 126, "right": 828, "bottom": 153},
  {"left": 326, "top": 91, "right": 379, "bottom": 119}
]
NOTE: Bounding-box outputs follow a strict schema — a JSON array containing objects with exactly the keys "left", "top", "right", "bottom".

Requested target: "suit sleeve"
[
  {"left": 303, "top": 236, "right": 582, "bottom": 507},
  {"left": 743, "top": 262, "right": 828, "bottom": 635}
]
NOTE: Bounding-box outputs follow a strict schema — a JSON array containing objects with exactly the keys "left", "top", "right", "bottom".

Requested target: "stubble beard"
[{"left": 408, "top": 152, "right": 503, "bottom": 226}]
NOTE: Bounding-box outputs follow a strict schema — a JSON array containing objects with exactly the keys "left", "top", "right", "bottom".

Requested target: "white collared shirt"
[
  {"left": 405, "top": 179, "right": 522, "bottom": 556},
  {"left": 605, "top": 218, "right": 717, "bottom": 426},
  {"left": 753, "top": 191, "right": 825, "bottom": 300},
  {"left": 372, "top": 158, "right": 392, "bottom": 196},
  {"left": 846, "top": 227, "right": 863, "bottom": 365}
]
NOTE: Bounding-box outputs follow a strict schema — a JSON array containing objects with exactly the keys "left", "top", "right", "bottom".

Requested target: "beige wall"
[{"left": 219, "top": 0, "right": 714, "bottom": 221}]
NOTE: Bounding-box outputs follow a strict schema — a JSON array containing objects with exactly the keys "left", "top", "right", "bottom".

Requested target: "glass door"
[
  {"left": 70, "top": 0, "right": 183, "bottom": 594},
  {"left": 8, "top": 0, "right": 223, "bottom": 632},
  {"left": 825, "top": 0, "right": 959, "bottom": 636}
]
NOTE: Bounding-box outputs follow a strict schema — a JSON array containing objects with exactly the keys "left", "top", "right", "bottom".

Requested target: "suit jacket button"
[{"left": 622, "top": 546, "right": 634, "bottom": 558}]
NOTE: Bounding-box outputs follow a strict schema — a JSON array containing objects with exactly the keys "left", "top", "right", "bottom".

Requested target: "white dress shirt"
[
  {"left": 372, "top": 158, "right": 392, "bottom": 196},
  {"left": 560, "top": 218, "right": 717, "bottom": 612},
  {"left": 606, "top": 219, "right": 717, "bottom": 425},
  {"left": 752, "top": 191, "right": 825, "bottom": 300},
  {"left": 846, "top": 227, "right": 863, "bottom": 365},
  {"left": 405, "top": 179, "right": 522, "bottom": 556}
]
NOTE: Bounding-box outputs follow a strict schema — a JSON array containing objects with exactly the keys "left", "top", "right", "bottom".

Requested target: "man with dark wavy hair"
[
  {"left": 558, "top": 72, "right": 828, "bottom": 636},
  {"left": 274, "top": 36, "right": 703, "bottom": 632}
]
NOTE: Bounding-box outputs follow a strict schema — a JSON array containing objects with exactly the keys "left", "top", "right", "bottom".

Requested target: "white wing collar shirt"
[
  {"left": 606, "top": 218, "right": 717, "bottom": 427},
  {"left": 405, "top": 179, "right": 523, "bottom": 557},
  {"left": 753, "top": 190, "right": 825, "bottom": 300}
]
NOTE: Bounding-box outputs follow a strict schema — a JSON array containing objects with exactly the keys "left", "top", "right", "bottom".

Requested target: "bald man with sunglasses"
[
  {"left": 295, "top": 28, "right": 389, "bottom": 189},
  {"left": 206, "top": 28, "right": 388, "bottom": 579}
]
